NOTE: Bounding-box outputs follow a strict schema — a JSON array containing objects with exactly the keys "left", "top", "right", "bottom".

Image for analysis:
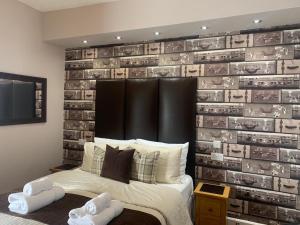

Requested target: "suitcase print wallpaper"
[{"left": 64, "top": 26, "right": 300, "bottom": 225}]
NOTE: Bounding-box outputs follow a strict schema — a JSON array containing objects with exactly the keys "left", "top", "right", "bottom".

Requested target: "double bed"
[{"left": 0, "top": 78, "right": 197, "bottom": 225}]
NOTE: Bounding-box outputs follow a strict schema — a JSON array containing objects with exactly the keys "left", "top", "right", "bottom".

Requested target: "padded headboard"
[{"left": 95, "top": 78, "right": 197, "bottom": 180}]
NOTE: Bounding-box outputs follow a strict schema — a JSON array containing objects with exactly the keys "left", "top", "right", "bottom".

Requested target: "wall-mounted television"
[{"left": 0, "top": 72, "right": 46, "bottom": 126}]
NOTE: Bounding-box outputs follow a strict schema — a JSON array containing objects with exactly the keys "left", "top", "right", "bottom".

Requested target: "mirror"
[{"left": 0, "top": 72, "right": 46, "bottom": 126}]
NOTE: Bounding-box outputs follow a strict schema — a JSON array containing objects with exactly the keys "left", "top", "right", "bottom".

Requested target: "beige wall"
[
  {"left": 43, "top": 0, "right": 300, "bottom": 41},
  {"left": 0, "top": 0, "right": 65, "bottom": 193}
]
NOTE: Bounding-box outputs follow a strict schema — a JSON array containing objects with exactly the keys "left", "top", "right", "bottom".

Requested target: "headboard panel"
[
  {"left": 95, "top": 80, "right": 125, "bottom": 139},
  {"left": 158, "top": 78, "right": 197, "bottom": 180},
  {"left": 95, "top": 78, "right": 197, "bottom": 180},
  {"left": 125, "top": 79, "right": 158, "bottom": 140}
]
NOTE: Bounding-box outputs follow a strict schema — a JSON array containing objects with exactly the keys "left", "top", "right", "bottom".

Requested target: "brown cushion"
[{"left": 101, "top": 145, "right": 135, "bottom": 184}]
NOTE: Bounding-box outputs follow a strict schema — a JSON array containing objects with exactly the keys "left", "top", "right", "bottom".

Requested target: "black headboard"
[{"left": 95, "top": 78, "right": 197, "bottom": 180}]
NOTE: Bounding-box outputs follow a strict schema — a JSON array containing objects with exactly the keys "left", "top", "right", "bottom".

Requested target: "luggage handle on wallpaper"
[
  {"left": 199, "top": 147, "right": 209, "bottom": 151},
  {"left": 124, "top": 49, "right": 134, "bottom": 56},
  {"left": 212, "top": 80, "right": 223, "bottom": 85},
  {"left": 287, "top": 65, "right": 299, "bottom": 70},
  {"left": 230, "top": 203, "right": 241, "bottom": 208},
  {"left": 93, "top": 74, "right": 102, "bottom": 78},
  {"left": 242, "top": 179, "right": 256, "bottom": 185},
  {"left": 259, "top": 164, "right": 272, "bottom": 170},
  {"left": 198, "top": 96, "right": 209, "bottom": 101},
  {"left": 234, "top": 40, "right": 245, "bottom": 44},
  {"left": 285, "top": 125, "right": 297, "bottom": 129},
  {"left": 157, "top": 71, "right": 170, "bottom": 77},
  {"left": 86, "top": 52, "right": 94, "bottom": 56},
  {"left": 210, "top": 132, "right": 222, "bottom": 138},
  {"left": 245, "top": 67, "right": 260, "bottom": 74},
  {"left": 198, "top": 43, "right": 211, "bottom": 50},
  {"left": 283, "top": 184, "right": 295, "bottom": 189},
  {"left": 150, "top": 47, "right": 159, "bottom": 51},
  {"left": 231, "top": 150, "right": 242, "bottom": 153},
  {"left": 64, "top": 93, "right": 73, "bottom": 99},
  {"left": 232, "top": 95, "right": 243, "bottom": 99},
  {"left": 103, "top": 60, "right": 110, "bottom": 65},
  {"left": 170, "top": 56, "right": 181, "bottom": 61},
  {"left": 243, "top": 123, "right": 257, "bottom": 130}
]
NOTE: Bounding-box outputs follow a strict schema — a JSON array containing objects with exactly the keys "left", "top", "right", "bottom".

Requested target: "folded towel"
[
  {"left": 84, "top": 192, "right": 112, "bottom": 215},
  {"left": 68, "top": 200, "right": 123, "bottom": 225},
  {"left": 23, "top": 178, "right": 53, "bottom": 196},
  {"left": 8, "top": 186, "right": 65, "bottom": 215},
  {"left": 69, "top": 206, "right": 86, "bottom": 220}
]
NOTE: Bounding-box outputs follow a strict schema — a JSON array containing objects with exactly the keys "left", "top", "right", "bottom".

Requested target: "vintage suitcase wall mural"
[{"left": 64, "top": 26, "right": 300, "bottom": 225}]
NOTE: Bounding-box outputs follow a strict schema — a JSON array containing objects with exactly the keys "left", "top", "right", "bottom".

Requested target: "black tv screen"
[
  {"left": 0, "top": 72, "right": 46, "bottom": 126},
  {"left": 0, "top": 80, "right": 35, "bottom": 121}
]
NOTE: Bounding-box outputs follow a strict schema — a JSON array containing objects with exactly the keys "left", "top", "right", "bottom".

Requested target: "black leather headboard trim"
[{"left": 95, "top": 78, "right": 197, "bottom": 180}]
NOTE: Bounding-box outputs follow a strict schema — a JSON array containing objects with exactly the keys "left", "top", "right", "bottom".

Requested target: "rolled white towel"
[
  {"left": 79, "top": 200, "right": 124, "bottom": 225},
  {"left": 8, "top": 186, "right": 65, "bottom": 215},
  {"left": 110, "top": 200, "right": 123, "bottom": 217},
  {"left": 69, "top": 206, "right": 86, "bottom": 220},
  {"left": 68, "top": 218, "right": 81, "bottom": 225},
  {"left": 23, "top": 178, "right": 53, "bottom": 196},
  {"left": 84, "top": 192, "right": 111, "bottom": 215},
  {"left": 53, "top": 186, "right": 65, "bottom": 200}
]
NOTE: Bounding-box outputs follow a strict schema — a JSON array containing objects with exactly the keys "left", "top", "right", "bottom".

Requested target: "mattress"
[{"left": 157, "top": 175, "right": 194, "bottom": 205}]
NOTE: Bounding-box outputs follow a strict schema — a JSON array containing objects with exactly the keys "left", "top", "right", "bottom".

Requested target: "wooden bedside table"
[
  {"left": 194, "top": 182, "right": 230, "bottom": 225},
  {"left": 49, "top": 164, "right": 78, "bottom": 173}
]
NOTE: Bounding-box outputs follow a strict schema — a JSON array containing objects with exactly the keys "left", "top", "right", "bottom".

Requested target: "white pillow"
[
  {"left": 136, "top": 139, "right": 189, "bottom": 181},
  {"left": 81, "top": 142, "right": 95, "bottom": 172},
  {"left": 94, "top": 137, "right": 136, "bottom": 149},
  {"left": 130, "top": 143, "right": 182, "bottom": 184}
]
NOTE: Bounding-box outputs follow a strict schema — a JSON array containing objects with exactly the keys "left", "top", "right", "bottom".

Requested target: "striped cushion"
[
  {"left": 91, "top": 145, "right": 119, "bottom": 175},
  {"left": 131, "top": 151, "right": 160, "bottom": 184}
]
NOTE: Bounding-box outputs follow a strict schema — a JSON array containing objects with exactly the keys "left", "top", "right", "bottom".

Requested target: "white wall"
[
  {"left": 0, "top": 0, "right": 65, "bottom": 193},
  {"left": 43, "top": 0, "right": 300, "bottom": 41}
]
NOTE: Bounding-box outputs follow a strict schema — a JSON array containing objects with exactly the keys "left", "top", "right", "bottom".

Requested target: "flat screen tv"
[{"left": 0, "top": 72, "right": 46, "bottom": 126}]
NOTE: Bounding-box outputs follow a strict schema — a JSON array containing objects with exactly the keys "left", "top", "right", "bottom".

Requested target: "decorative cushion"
[
  {"left": 130, "top": 143, "right": 182, "bottom": 184},
  {"left": 136, "top": 139, "right": 189, "bottom": 182},
  {"left": 81, "top": 142, "right": 95, "bottom": 172},
  {"left": 90, "top": 145, "right": 119, "bottom": 175},
  {"left": 131, "top": 151, "right": 160, "bottom": 184},
  {"left": 94, "top": 137, "right": 136, "bottom": 149},
  {"left": 101, "top": 145, "right": 135, "bottom": 184}
]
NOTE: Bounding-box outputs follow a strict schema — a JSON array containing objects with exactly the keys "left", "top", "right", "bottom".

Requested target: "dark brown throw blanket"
[{"left": 0, "top": 193, "right": 161, "bottom": 225}]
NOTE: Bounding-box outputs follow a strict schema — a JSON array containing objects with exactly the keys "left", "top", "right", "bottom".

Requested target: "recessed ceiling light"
[
  {"left": 82, "top": 40, "right": 88, "bottom": 44},
  {"left": 201, "top": 26, "right": 208, "bottom": 30},
  {"left": 116, "top": 36, "right": 121, "bottom": 40},
  {"left": 253, "top": 19, "right": 262, "bottom": 24},
  {"left": 154, "top": 31, "right": 160, "bottom": 36}
]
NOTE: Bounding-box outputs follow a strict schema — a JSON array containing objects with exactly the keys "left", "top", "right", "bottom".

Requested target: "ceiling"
[
  {"left": 18, "top": 0, "right": 121, "bottom": 12},
  {"left": 45, "top": 8, "right": 300, "bottom": 48}
]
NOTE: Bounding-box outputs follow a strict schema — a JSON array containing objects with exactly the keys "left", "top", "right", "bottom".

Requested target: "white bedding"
[
  {"left": 157, "top": 175, "right": 193, "bottom": 206},
  {"left": 157, "top": 174, "right": 194, "bottom": 216},
  {"left": 47, "top": 169, "right": 193, "bottom": 225}
]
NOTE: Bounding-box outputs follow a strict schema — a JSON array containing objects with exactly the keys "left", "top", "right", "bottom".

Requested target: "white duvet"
[
  {"left": 1, "top": 169, "right": 193, "bottom": 225},
  {"left": 48, "top": 169, "right": 193, "bottom": 225}
]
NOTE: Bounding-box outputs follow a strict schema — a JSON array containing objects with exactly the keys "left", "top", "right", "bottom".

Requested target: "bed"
[{"left": 0, "top": 78, "right": 197, "bottom": 225}]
